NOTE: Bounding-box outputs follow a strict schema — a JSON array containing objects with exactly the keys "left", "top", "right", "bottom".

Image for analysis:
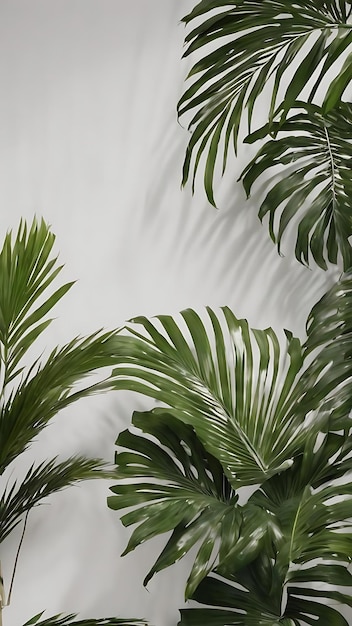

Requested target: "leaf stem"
[{"left": 7, "top": 510, "right": 30, "bottom": 606}]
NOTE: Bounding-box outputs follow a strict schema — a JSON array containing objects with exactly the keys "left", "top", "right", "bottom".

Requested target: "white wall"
[{"left": 0, "top": 2, "right": 338, "bottom": 626}]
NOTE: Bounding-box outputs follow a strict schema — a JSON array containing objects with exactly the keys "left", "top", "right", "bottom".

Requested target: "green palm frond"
[
  {"left": 0, "top": 218, "right": 74, "bottom": 387},
  {"left": 23, "top": 613, "right": 145, "bottom": 626},
  {"left": 306, "top": 268, "right": 352, "bottom": 349},
  {"left": 178, "top": 451, "right": 352, "bottom": 624},
  {"left": 0, "top": 456, "right": 114, "bottom": 543},
  {"left": 303, "top": 270, "right": 352, "bottom": 417},
  {"left": 240, "top": 103, "right": 352, "bottom": 270},
  {"left": 0, "top": 218, "right": 130, "bottom": 621},
  {"left": 109, "top": 305, "right": 352, "bottom": 622},
  {"left": 0, "top": 330, "right": 119, "bottom": 474},
  {"left": 179, "top": 1, "right": 352, "bottom": 205},
  {"left": 111, "top": 307, "right": 325, "bottom": 487},
  {"left": 109, "top": 408, "right": 240, "bottom": 598},
  {"left": 0, "top": 217, "right": 122, "bottom": 474},
  {"left": 176, "top": 418, "right": 352, "bottom": 623}
]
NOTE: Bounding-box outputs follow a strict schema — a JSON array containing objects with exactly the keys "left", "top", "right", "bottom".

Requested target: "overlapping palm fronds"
[
  {"left": 303, "top": 269, "right": 352, "bottom": 424},
  {"left": 0, "top": 218, "right": 143, "bottom": 625},
  {"left": 179, "top": 1, "right": 352, "bottom": 206},
  {"left": 109, "top": 306, "right": 352, "bottom": 621},
  {"left": 0, "top": 219, "right": 120, "bottom": 537},
  {"left": 110, "top": 308, "right": 319, "bottom": 487},
  {"left": 240, "top": 102, "right": 352, "bottom": 270},
  {"left": 109, "top": 408, "right": 239, "bottom": 599}
]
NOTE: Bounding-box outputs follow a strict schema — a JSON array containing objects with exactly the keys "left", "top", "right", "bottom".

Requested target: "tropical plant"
[
  {"left": 103, "top": 2, "right": 352, "bottom": 624},
  {"left": 108, "top": 304, "right": 352, "bottom": 625},
  {"left": 178, "top": 0, "right": 352, "bottom": 269},
  {"left": 0, "top": 218, "right": 144, "bottom": 626}
]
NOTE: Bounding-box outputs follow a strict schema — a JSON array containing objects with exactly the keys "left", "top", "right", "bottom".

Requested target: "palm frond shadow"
[{"left": 135, "top": 95, "right": 332, "bottom": 331}]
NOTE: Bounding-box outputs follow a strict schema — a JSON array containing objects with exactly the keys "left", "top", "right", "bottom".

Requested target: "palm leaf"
[
  {"left": 0, "top": 217, "right": 122, "bottom": 474},
  {"left": 303, "top": 269, "right": 352, "bottom": 421},
  {"left": 23, "top": 614, "right": 145, "bottom": 626},
  {"left": 179, "top": 454, "right": 352, "bottom": 624},
  {"left": 179, "top": 1, "right": 352, "bottom": 205},
  {"left": 0, "top": 456, "right": 115, "bottom": 543},
  {"left": 109, "top": 408, "right": 240, "bottom": 599},
  {"left": 240, "top": 102, "right": 352, "bottom": 270},
  {"left": 110, "top": 307, "right": 329, "bottom": 487},
  {"left": 0, "top": 330, "right": 120, "bottom": 474},
  {"left": 0, "top": 219, "right": 129, "bottom": 620},
  {"left": 109, "top": 304, "right": 352, "bottom": 621},
  {"left": 306, "top": 268, "right": 352, "bottom": 350},
  {"left": 0, "top": 218, "right": 74, "bottom": 386},
  {"left": 179, "top": 568, "right": 352, "bottom": 625}
]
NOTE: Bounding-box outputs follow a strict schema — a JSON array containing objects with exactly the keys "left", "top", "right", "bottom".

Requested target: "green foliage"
[
  {"left": 110, "top": 308, "right": 320, "bottom": 486},
  {"left": 109, "top": 409, "right": 239, "bottom": 599},
  {"left": 107, "top": 3, "right": 352, "bottom": 621},
  {"left": 179, "top": 568, "right": 352, "bottom": 625},
  {"left": 303, "top": 269, "right": 352, "bottom": 423},
  {"left": 306, "top": 268, "right": 352, "bottom": 350},
  {"left": 179, "top": 1, "right": 352, "bottom": 270},
  {"left": 0, "top": 457, "right": 111, "bottom": 543},
  {"left": 240, "top": 102, "right": 352, "bottom": 270},
  {"left": 0, "top": 218, "right": 142, "bottom": 625},
  {"left": 109, "top": 306, "right": 352, "bottom": 622}
]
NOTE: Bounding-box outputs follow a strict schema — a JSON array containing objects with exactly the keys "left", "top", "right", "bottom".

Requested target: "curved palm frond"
[
  {"left": 179, "top": 1, "right": 352, "bottom": 205},
  {"left": 0, "top": 217, "right": 122, "bottom": 474},
  {"left": 240, "top": 102, "right": 352, "bottom": 270},
  {"left": 0, "top": 330, "right": 119, "bottom": 474},
  {"left": 303, "top": 269, "right": 352, "bottom": 417},
  {"left": 109, "top": 408, "right": 239, "bottom": 598},
  {"left": 109, "top": 305, "right": 352, "bottom": 621},
  {"left": 110, "top": 307, "right": 329, "bottom": 487},
  {"left": 306, "top": 268, "right": 352, "bottom": 349},
  {"left": 0, "top": 456, "right": 114, "bottom": 544},
  {"left": 23, "top": 613, "right": 145, "bottom": 626},
  {"left": 0, "top": 218, "right": 73, "bottom": 387},
  {"left": 0, "top": 218, "right": 126, "bottom": 619}
]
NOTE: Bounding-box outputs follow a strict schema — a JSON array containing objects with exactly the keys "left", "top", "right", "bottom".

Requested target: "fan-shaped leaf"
[
  {"left": 108, "top": 408, "right": 240, "bottom": 598},
  {"left": 111, "top": 308, "right": 324, "bottom": 487}
]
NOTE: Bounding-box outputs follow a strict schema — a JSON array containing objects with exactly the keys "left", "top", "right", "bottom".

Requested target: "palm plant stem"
[{"left": 7, "top": 510, "right": 30, "bottom": 606}]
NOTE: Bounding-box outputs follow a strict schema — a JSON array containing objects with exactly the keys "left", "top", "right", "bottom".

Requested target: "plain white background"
[{"left": 0, "top": 2, "right": 339, "bottom": 625}]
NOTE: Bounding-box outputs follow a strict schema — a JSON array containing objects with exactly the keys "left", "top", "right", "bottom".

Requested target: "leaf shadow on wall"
[{"left": 137, "top": 118, "right": 336, "bottom": 337}]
